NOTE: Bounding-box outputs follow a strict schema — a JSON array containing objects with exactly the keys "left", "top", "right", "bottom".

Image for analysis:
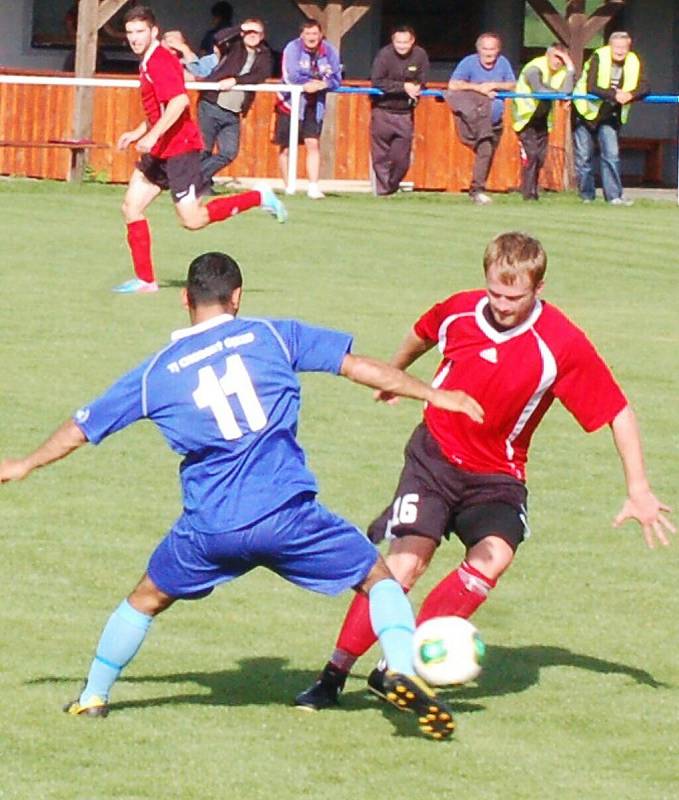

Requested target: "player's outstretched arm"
[
  {"left": 610, "top": 405, "right": 676, "bottom": 548},
  {"left": 374, "top": 328, "right": 436, "bottom": 404},
  {"left": 0, "top": 419, "right": 87, "bottom": 484},
  {"left": 341, "top": 353, "right": 484, "bottom": 423}
]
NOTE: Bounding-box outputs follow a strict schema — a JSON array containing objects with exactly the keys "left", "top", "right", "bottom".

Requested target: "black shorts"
[
  {"left": 137, "top": 151, "right": 206, "bottom": 203},
  {"left": 273, "top": 106, "right": 323, "bottom": 146},
  {"left": 367, "top": 423, "right": 529, "bottom": 552}
]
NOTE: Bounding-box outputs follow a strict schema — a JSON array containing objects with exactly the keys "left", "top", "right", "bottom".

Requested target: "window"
[{"left": 381, "top": 0, "right": 484, "bottom": 62}]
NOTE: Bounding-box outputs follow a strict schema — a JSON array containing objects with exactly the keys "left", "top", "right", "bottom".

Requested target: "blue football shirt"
[
  {"left": 73, "top": 314, "right": 353, "bottom": 533},
  {"left": 451, "top": 54, "right": 516, "bottom": 124}
]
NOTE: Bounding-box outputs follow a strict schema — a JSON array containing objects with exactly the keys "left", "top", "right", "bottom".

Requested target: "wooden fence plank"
[{"left": 0, "top": 69, "right": 567, "bottom": 192}]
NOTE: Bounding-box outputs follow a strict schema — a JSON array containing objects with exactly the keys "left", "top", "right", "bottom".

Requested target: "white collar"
[
  {"left": 474, "top": 296, "right": 543, "bottom": 344},
  {"left": 171, "top": 313, "right": 234, "bottom": 342},
  {"left": 141, "top": 40, "right": 160, "bottom": 69}
]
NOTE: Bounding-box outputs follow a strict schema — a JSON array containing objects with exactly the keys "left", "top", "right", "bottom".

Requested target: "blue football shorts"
[{"left": 147, "top": 493, "right": 379, "bottom": 600}]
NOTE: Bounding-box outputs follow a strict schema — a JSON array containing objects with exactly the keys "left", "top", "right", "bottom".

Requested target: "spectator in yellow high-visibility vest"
[
  {"left": 572, "top": 32, "right": 649, "bottom": 206},
  {"left": 512, "top": 44, "right": 575, "bottom": 200}
]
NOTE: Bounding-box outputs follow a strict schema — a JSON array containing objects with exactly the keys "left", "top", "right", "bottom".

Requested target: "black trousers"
[
  {"left": 370, "top": 107, "right": 414, "bottom": 196},
  {"left": 518, "top": 122, "right": 549, "bottom": 200}
]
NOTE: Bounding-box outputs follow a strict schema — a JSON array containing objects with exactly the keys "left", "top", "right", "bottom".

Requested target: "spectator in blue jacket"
[
  {"left": 448, "top": 33, "right": 515, "bottom": 204},
  {"left": 274, "top": 19, "right": 342, "bottom": 199}
]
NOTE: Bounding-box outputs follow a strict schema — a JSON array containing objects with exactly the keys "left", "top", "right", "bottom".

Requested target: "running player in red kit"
[
  {"left": 114, "top": 5, "right": 286, "bottom": 293},
  {"left": 295, "top": 230, "right": 675, "bottom": 710}
]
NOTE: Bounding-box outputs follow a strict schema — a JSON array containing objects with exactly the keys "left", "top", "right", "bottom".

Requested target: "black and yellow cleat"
[
  {"left": 63, "top": 695, "right": 110, "bottom": 718},
  {"left": 382, "top": 672, "right": 456, "bottom": 740},
  {"left": 294, "top": 663, "right": 347, "bottom": 711}
]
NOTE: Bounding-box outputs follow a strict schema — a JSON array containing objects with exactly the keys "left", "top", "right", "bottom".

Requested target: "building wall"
[
  {"left": 0, "top": 0, "right": 377, "bottom": 76},
  {"left": 622, "top": 0, "right": 678, "bottom": 183}
]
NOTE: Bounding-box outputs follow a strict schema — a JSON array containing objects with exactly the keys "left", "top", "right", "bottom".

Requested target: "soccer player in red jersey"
[
  {"left": 115, "top": 6, "right": 286, "bottom": 294},
  {"left": 295, "top": 231, "right": 675, "bottom": 710}
]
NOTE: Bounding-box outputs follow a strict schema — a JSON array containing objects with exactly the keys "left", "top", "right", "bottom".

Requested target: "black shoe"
[
  {"left": 382, "top": 672, "right": 456, "bottom": 740},
  {"left": 295, "top": 663, "right": 347, "bottom": 711},
  {"left": 366, "top": 666, "right": 388, "bottom": 702}
]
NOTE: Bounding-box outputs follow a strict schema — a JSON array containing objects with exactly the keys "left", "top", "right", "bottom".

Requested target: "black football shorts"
[
  {"left": 273, "top": 105, "right": 324, "bottom": 146},
  {"left": 137, "top": 151, "right": 206, "bottom": 203},
  {"left": 367, "top": 423, "right": 529, "bottom": 552}
]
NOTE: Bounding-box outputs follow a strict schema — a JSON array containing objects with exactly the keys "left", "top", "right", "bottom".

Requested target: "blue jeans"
[
  {"left": 573, "top": 122, "right": 623, "bottom": 201},
  {"left": 198, "top": 101, "right": 241, "bottom": 182}
]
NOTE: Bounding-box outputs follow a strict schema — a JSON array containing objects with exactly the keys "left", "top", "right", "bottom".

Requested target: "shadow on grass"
[
  {"left": 439, "top": 643, "right": 668, "bottom": 702},
  {"left": 27, "top": 645, "right": 667, "bottom": 739}
]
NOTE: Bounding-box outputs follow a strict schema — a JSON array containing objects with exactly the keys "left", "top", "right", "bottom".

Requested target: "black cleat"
[
  {"left": 382, "top": 672, "right": 456, "bottom": 740},
  {"left": 295, "top": 663, "right": 347, "bottom": 711},
  {"left": 366, "top": 666, "right": 388, "bottom": 702}
]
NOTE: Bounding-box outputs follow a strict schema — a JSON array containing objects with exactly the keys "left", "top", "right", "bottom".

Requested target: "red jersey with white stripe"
[
  {"left": 414, "top": 290, "right": 627, "bottom": 481},
  {"left": 139, "top": 43, "right": 203, "bottom": 159}
]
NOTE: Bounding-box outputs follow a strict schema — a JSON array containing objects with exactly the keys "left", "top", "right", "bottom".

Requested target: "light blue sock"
[
  {"left": 368, "top": 579, "right": 415, "bottom": 675},
  {"left": 80, "top": 599, "right": 153, "bottom": 703}
]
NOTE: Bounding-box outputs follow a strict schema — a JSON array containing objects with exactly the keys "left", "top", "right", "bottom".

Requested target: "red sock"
[
  {"left": 126, "top": 219, "right": 154, "bottom": 283},
  {"left": 335, "top": 592, "right": 377, "bottom": 658},
  {"left": 206, "top": 190, "right": 261, "bottom": 223},
  {"left": 416, "top": 561, "right": 496, "bottom": 624}
]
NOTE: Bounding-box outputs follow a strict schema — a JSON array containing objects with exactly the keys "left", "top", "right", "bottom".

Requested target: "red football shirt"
[
  {"left": 414, "top": 290, "right": 627, "bottom": 481},
  {"left": 139, "top": 43, "right": 203, "bottom": 159}
]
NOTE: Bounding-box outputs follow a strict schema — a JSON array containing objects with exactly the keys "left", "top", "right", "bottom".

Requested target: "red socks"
[
  {"left": 206, "top": 190, "right": 261, "bottom": 223},
  {"left": 126, "top": 219, "right": 154, "bottom": 283},
  {"left": 416, "top": 561, "right": 496, "bottom": 624},
  {"left": 332, "top": 562, "right": 495, "bottom": 669},
  {"left": 335, "top": 592, "right": 377, "bottom": 659}
]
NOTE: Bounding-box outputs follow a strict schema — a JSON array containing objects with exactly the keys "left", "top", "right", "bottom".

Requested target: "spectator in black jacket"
[
  {"left": 165, "top": 20, "right": 273, "bottom": 191},
  {"left": 370, "top": 26, "right": 429, "bottom": 196}
]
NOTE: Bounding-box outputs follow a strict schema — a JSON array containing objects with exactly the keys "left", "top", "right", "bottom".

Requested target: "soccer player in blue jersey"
[{"left": 0, "top": 251, "right": 484, "bottom": 740}]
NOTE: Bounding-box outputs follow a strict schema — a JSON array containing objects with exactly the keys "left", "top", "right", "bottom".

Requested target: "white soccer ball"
[{"left": 413, "top": 616, "right": 485, "bottom": 686}]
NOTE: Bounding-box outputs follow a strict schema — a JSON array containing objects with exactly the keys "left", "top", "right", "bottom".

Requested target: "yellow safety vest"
[
  {"left": 573, "top": 45, "right": 641, "bottom": 125},
  {"left": 512, "top": 55, "right": 568, "bottom": 132}
]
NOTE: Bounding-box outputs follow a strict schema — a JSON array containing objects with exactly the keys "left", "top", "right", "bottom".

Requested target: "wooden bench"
[
  {"left": 0, "top": 139, "right": 108, "bottom": 181},
  {"left": 619, "top": 137, "right": 668, "bottom": 186}
]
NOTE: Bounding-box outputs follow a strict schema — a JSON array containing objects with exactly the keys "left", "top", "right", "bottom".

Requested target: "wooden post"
[
  {"left": 320, "top": 2, "right": 342, "bottom": 179},
  {"left": 71, "top": 0, "right": 129, "bottom": 181},
  {"left": 71, "top": 0, "right": 99, "bottom": 181}
]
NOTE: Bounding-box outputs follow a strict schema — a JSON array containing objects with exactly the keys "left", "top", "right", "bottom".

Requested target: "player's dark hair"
[
  {"left": 187, "top": 252, "right": 243, "bottom": 307},
  {"left": 124, "top": 5, "right": 157, "bottom": 27},
  {"left": 483, "top": 232, "right": 547, "bottom": 288}
]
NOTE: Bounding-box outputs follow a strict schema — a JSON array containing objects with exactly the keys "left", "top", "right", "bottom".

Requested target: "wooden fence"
[{"left": 0, "top": 70, "right": 567, "bottom": 191}]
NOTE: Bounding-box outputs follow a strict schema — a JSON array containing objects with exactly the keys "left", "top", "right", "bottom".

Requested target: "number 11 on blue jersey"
[{"left": 193, "top": 354, "right": 267, "bottom": 440}]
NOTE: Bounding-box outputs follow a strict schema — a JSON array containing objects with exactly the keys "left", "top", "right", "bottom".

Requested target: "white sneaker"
[
  {"left": 307, "top": 183, "right": 325, "bottom": 200},
  {"left": 609, "top": 196, "right": 634, "bottom": 206},
  {"left": 470, "top": 191, "right": 492, "bottom": 205}
]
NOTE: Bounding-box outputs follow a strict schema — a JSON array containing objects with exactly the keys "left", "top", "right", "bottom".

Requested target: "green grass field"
[{"left": 0, "top": 179, "right": 677, "bottom": 800}]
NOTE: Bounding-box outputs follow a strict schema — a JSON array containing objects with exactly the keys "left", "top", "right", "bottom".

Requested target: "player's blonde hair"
[{"left": 483, "top": 232, "right": 547, "bottom": 288}]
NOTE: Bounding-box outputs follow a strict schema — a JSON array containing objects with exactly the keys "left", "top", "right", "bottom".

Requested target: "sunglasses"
[{"left": 241, "top": 29, "right": 264, "bottom": 35}]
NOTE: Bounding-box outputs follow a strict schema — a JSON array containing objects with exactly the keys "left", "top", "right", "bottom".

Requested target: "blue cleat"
[
  {"left": 112, "top": 278, "right": 159, "bottom": 294},
  {"left": 254, "top": 182, "right": 287, "bottom": 223}
]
